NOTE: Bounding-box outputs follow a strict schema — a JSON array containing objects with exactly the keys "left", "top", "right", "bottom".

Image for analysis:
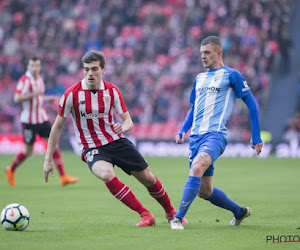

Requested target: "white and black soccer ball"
[{"left": 1, "top": 203, "right": 30, "bottom": 231}]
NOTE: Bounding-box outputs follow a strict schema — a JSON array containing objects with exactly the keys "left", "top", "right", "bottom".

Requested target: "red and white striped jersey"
[
  {"left": 59, "top": 79, "right": 128, "bottom": 150},
  {"left": 15, "top": 71, "right": 48, "bottom": 124}
]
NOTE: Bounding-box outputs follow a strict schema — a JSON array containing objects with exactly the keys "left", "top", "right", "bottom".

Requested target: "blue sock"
[
  {"left": 206, "top": 187, "right": 243, "bottom": 218},
  {"left": 175, "top": 176, "right": 201, "bottom": 220}
]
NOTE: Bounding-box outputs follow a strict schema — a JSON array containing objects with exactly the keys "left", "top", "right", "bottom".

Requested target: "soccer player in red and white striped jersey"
[
  {"left": 44, "top": 50, "right": 187, "bottom": 227},
  {"left": 5, "top": 56, "right": 78, "bottom": 186},
  {"left": 58, "top": 75, "right": 126, "bottom": 150}
]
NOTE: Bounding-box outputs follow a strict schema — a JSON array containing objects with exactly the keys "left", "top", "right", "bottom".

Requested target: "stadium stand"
[{"left": 0, "top": 0, "right": 295, "bottom": 141}]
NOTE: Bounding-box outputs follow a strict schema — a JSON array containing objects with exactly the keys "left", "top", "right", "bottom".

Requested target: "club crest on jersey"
[{"left": 104, "top": 96, "right": 111, "bottom": 104}]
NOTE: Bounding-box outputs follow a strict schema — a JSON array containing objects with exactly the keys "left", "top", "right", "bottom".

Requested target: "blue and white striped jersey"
[{"left": 190, "top": 66, "right": 251, "bottom": 138}]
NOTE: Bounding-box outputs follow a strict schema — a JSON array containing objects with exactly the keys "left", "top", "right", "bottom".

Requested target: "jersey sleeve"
[
  {"left": 15, "top": 78, "right": 30, "bottom": 95},
  {"left": 113, "top": 87, "right": 128, "bottom": 114},
  {"left": 229, "top": 70, "right": 251, "bottom": 98},
  {"left": 58, "top": 92, "right": 73, "bottom": 117},
  {"left": 189, "top": 79, "right": 197, "bottom": 104}
]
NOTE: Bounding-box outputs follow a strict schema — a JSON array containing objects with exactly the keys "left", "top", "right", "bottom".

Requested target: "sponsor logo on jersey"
[
  {"left": 80, "top": 111, "right": 107, "bottom": 119},
  {"left": 197, "top": 86, "right": 220, "bottom": 95}
]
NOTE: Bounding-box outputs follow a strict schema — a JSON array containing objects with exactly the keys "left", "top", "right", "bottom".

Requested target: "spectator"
[{"left": 0, "top": 0, "right": 295, "bottom": 142}]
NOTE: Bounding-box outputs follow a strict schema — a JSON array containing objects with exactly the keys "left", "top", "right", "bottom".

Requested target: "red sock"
[
  {"left": 11, "top": 152, "right": 27, "bottom": 172},
  {"left": 53, "top": 150, "right": 65, "bottom": 176},
  {"left": 147, "top": 177, "right": 174, "bottom": 214},
  {"left": 106, "top": 177, "right": 148, "bottom": 215}
]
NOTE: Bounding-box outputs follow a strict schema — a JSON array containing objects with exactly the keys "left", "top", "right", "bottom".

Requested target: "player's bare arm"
[
  {"left": 43, "top": 95, "right": 58, "bottom": 102},
  {"left": 114, "top": 111, "right": 133, "bottom": 134},
  {"left": 14, "top": 90, "right": 43, "bottom": 103},
  {"left": 43, "top": 115, "right": 67, "bottom": 182}
]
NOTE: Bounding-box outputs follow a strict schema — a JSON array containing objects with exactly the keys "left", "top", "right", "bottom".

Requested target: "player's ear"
[
  {"left": 102, "top": 68, "right": 106, "bottom": 74},
  {"left": 218, "top": 49, "right": 223, "bottom": 56}
]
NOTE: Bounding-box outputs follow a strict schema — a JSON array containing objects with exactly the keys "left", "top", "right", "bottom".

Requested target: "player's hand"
[
  {"left": 250, "top": 141, "right": 263, "bottom": 156},
  {"left": 45, "top": 95, "right": 58, "bottom": 103},
  {"left": 113, "top": 123, "right": 123, "bottom": 134},
  {"left": 175, "top": 133, "right": 185, "bottom": 144},
  {"left": 43, "top": 160, "right": 54, "bottom": 182},
  {"left": 33, "top": 89, "right": 44, "bottom": 97}
]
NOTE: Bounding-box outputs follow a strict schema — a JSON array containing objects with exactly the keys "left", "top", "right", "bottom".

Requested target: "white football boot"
[
  {"left": 230, "top": 207, "right": 252, "bottom": 226},
  {"left": 171, "top": 217, "right": 184, "bottom": 230}
]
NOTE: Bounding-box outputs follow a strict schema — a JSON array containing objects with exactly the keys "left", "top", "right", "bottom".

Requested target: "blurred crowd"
[
  {"left": 284, "top": 75, "right": 300, "bottom": 141},
  {"left": 0, "top": 0, "right": 294, "bottom": 141}
]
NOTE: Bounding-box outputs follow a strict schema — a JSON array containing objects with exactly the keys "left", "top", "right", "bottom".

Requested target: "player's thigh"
[
  {"left": 37, "top": 121, "right": 52, "bottom": 139},
  {"left": 190, "top": 152, "right": 212, "bottom": 177},
  {"left": 22, "top": 123, "right": 36, "bottom": 145},
  {"left": 131, "top": 167, "right": 155, "bottom": 187},
  {"left": 112, "top": 138, "right": 148, "bottom": 175},
  {"left": 91, "top": 160, "right": 115, "bottom": 182}
]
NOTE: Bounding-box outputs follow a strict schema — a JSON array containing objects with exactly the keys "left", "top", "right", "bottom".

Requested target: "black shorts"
[
  {"left": 82, "top": 138, "right": 148, "bottom": 175},
  {"left": 22, "top": 121, "right": 52, "bottom": 145}
]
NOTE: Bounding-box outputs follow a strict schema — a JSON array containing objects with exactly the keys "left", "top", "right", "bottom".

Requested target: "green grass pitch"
[{"left": 0, "top": 153, "right": 300, "bottom": 249}]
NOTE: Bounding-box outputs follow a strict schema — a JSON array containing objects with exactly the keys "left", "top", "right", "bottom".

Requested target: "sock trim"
[
  {"left": 119, "top": 189, "right": 130, "bottom": 201},
  {"left": 149, "top": 186, "right": 165, "bottom": 198}
]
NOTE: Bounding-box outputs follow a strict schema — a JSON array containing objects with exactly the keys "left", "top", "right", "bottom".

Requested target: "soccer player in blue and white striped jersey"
[{"left": 171, "top": 36, "right": 263, "bottom": 230}]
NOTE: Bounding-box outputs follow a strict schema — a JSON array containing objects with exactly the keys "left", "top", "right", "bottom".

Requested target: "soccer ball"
[{"left": 1, "top": 203, "right": 30, "bottom": 231}]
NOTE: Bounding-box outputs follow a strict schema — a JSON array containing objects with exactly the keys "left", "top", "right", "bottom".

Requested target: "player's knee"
[
  {"left": 98, "top": 172, "right": 114, "bottom": 182},
  {"left": 190, "top": 153, "right": 211, "bottom": 176},
  {"left": 92, "top": 167, "right": 114, "bottom": 182},
  {"left": 190, "top": 162, "right": 206, "bottom": 176},
  {"left": 24, "top": 148, "right": 33, "bottom": 156},
  {"left": 190, "top": 165, "right": 202, "bottom": 176}
]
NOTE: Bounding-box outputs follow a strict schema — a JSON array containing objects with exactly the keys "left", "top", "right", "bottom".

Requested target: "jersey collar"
[{"left": 25, "top": 70, "right": 36, "bottom": 81}]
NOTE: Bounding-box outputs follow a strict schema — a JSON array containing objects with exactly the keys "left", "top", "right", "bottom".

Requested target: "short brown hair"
[
  {"left": 82, "top": 50, "right": 106, "bottom": 69},
  {"left": 29, "top": 56, "right": 41, "bottom": 62},
  {"left": 201, "top": 36, "right": 222, "bottom": 50}
]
